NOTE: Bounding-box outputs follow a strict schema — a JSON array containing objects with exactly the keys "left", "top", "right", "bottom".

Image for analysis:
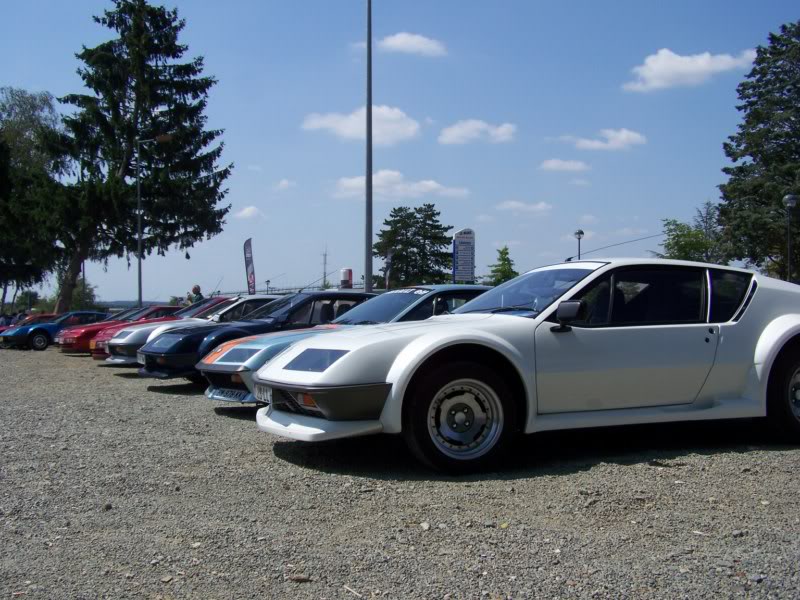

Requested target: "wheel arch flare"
[{"left": 380, "top": 332, "right": 532, "bottom": 434}]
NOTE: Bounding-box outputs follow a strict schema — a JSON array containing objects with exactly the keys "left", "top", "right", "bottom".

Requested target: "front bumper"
[
  {"left": 256, "top": 404, "right": 382, "bottom": 442},
  {"left": 199, "top": 363, "right": 258, "bottom": 404},
  {"left": 253, "top": 380, "right": 391, "bottom": 421},
  {"left": 89, "top": 339, "right": 110, "bottom": 359},
  {"left": 106, "top": 342, "right": 142, "bottom": 364},
  {"left": 138, "top": 351, "right": 200, "bottom": 379},
  {"left": 0, "top": 335, "right": 26, "bottom": 348}
]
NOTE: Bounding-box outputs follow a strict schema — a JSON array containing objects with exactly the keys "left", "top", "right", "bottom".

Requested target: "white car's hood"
[{"left": 255, "top": 312, "right": 532, "bottom": 388}]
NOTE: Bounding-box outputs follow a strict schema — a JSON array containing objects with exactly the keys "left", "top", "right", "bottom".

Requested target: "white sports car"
[{"left": 252, "top": 259, "right": 800, "bottom": 472}]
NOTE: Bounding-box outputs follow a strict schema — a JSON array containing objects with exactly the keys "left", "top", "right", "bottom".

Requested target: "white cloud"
[
  {"left": 495, "top": 200, "right": 553, "bottom": 215},
  {"left": 623, "top": 48, "right": 756, "bottom": 92},
  {"left": 613, "top": 227, "right": 648, "bottom": 236},
  {"left": 580, "top": 214, "right": 597, "bottom": 225},
  {"left": 350, "top": 41, "right": 367, "bottom": 51},
  {"left": 560, "top": 128, "right": 646, "bottom": 151},
  {"left": 302, "top": 105, "right": 420, "bottom": 146},
  {"left": 246, "top": 165, "right": 263, "bottom": 172},
  {"left": 378, "top": 32, "right": 447, "bottom": 57},
  {"left": 334, "top": 169, "right": 468, "bottom": 199},
  {"left": 475, "top": 214, "right": 495, "bottom": 223},
  {"left": 570, "top": 178, "right": 591, "bottom": 187},
  {"left": 234, "top": 206, "right": 264, "bottom": 219},
  {"left": 438, "top": 119, "right": 516, "bottom": 145},
  {"left": 539, "top": 159, "right": 590, "bottom": 172},
  {"left": 273, "top": 179, "right": 296, "bottom": 191}
]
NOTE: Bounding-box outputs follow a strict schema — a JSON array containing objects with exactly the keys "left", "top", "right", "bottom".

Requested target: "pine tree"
[
  {"left": 373, "top": 206, "right": 418, "bottom": 287},
  {"left": 718, "top": 20, "right": 800, "bottom": 277},
  {"left": 373, "top": 204, "right": 453, "bottom": 286},
  {"left": 52, "top": 0, "right": 231, "bottom": 311},
  {"left": 486, "top": 246, "right": 518, "bottom": 285}
]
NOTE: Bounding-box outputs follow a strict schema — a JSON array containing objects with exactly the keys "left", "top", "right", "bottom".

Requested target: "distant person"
[
  {"left": 0, "top": 314, "right": 9, "bottom": 326},
  {"left": 190, "top": 284, "right": 204, "bottom": 303}
]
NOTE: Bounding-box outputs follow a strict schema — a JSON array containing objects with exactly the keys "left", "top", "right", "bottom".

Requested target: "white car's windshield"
[{"left": 456, "top": 266, "right": 597, "bottom": 316}]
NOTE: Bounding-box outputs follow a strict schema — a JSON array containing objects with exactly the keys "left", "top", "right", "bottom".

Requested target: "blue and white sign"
[{"left": 452, "top": 228, "right": 476, "bottom": 283}]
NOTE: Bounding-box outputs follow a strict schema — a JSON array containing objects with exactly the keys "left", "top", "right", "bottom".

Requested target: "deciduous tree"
[{"left": 657, "top": 201, "right": 728, "bottom": 263}]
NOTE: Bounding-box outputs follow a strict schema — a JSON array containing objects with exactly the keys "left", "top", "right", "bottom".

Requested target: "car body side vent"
[{"left": 732, "top": 280, "right": 758, "bottom": 322}]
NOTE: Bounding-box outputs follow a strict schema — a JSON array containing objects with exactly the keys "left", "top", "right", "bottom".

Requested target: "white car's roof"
[{"left": 525, "top": 257, "right": 756, "bottom": 275}]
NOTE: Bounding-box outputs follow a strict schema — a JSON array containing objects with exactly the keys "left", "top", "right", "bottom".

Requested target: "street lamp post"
[
  {"left": 574, "top": 229, "right": 585, "bottom": 260},
  {"left": 783, "top": 194, "right": 798, "bottom": 283},
  {"left": 364, "top": 0, "right": 373, "bottom": 293},
  {"left": 135, "top": 134, "right": 173, "bottom": 307}
]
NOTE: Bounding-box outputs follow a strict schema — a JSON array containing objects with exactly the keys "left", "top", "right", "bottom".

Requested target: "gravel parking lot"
[{"left": 1, "top": 348, "right": 799, "bottom": 599}]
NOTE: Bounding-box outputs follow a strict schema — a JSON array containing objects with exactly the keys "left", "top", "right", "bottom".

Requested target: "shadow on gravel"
[
  {"left": 214, "top": 405, "right": 260, "bottom": 421},
  {"left": 113, "top": 372, "right": 141, "bottom": 379},
  {"left": 272, "top": 418, "right": 796, "bottom": 482},
  {"left": 147, "top": 382, "right": 207, "bottom": 396}
]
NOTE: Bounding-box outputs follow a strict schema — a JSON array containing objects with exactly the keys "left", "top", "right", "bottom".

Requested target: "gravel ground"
[{"left": 1, "top": 348, "right": 799, "bottom": 599}]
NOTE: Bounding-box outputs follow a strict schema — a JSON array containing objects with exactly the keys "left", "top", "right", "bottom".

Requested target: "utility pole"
[
  {"left": 322, "top": 245, "right": 328, "bottom": 289},
  {"left": 364, "top": 0, "right": 373, "bottom": 292}
]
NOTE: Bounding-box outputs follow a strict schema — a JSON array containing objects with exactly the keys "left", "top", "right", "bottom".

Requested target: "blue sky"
[{"left": 2, "top": 1, "right": 797, "bottom": 300}]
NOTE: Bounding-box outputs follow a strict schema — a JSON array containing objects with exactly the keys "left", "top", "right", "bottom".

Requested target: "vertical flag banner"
[
  {"left": 244, "top": 238, "right": 256, "bottom": 294},
  {"left": 452, "top": 228, "right": 476, "bottom": 283}
]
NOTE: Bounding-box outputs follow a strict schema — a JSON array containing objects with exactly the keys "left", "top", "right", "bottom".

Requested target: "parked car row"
[{"left": 5, "top": 258, "right": 800, "bottom": 472}]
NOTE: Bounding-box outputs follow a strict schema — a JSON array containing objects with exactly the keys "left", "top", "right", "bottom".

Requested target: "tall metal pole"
[
  {"left": 784, "top": 195, "right": 798, "bottom": 283},
  {"left": 788, "top": 212, "right": 792, "bottom": 283},
  {"left": 136, "top": 139, "right": 143, "bottom": 307},
  {"left": 578, "top": 238, "right": 581, "bottom": 260},
  {"left": 364, "top": 0, "right": 373, "bottom": 292}
]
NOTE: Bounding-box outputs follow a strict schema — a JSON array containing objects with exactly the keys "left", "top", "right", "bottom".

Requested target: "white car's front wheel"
[{"left": 403, "top": 362, "right": 518, "bottom": 473}]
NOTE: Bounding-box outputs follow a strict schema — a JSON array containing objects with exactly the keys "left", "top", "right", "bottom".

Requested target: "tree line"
[
  {"left": 659, "top": 21, "right": 800, "bottom": 278},
  {"left": 0, "top": 0, "right": 231, "bottom": 312}
]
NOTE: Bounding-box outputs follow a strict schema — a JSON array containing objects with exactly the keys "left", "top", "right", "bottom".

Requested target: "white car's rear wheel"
[
  {"left": 403, "top": 362, "right": 517, "bottom": 473},
  {"left": 767, "top": 350, "right": 800, "bottom": 438}
]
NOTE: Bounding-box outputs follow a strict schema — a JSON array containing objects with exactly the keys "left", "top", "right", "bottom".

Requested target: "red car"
[
  {"left": 89, "top": 296, "right": 231, "bottom": 360},
  {"left": 59, "top": 305, "right": 180, "bottom": 353},
  {"left": 0, "top": 313, "right": 57, "bottom": 334}
]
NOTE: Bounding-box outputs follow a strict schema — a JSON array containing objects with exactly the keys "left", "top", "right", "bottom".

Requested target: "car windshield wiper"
[
  {"left": 353, "top": 320, "right": 380, "bottom": 325},
  {"left": 490, "top": 305, "right": 538, "bottom": 313},
  {"left": 460, "top": 305, "right": 538, "bottom": 314}
]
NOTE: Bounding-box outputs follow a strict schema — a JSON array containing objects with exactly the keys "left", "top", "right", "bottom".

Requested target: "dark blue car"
[
  {"left": 137, "top": 291, "right": 374, "bottom": 380},
  {"left": 0, "top": 311, "right": 109, "bottom": 351}
]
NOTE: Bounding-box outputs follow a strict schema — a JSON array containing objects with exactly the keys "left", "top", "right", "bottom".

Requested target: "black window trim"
[
  {"left": 553, "top": 264, "right": 710, "bottom": 329},
  {"left": 731, "top": 278, "right": 758, "bottom": 322}
]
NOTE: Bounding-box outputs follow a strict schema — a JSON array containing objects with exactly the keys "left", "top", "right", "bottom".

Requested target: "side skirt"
[{"left": 528, "top": 397, "right": 764, "bottom": 434}]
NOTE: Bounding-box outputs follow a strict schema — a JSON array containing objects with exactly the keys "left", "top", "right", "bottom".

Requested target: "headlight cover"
[
  {"left": 149, "top": 333, "right": 183, "bottom": 350},
  {"left": 284, "top": 349, "right": 349, "bottom": 372},
  {"left": 113, "top": 330, "right": 133, "bottom": 339},
  {"left": 216, "top": 347, "right": 260, "bottom": 364}
]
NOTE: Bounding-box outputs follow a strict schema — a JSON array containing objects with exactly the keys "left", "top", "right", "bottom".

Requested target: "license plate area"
[
  {"left": 137, "top": 352, "right": 145, "bottom": 365},
  {"left": 254, "top": 384, "right": 272, "bottom": 404},
  {"left": 213, "top": 387, "right": 249, "bottom": 401}
]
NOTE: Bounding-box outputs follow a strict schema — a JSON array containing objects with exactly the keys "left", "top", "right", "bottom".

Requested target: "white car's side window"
[{"left": 571, "top": 267, "right": 706, "bottom": 327}]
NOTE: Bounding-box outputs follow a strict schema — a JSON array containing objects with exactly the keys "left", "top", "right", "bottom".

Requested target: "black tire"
[
  {"left": 185, "top": 373, "right": 205, "bottom": 384},
  {"left": 28, "top": 331, "right": 50, "bottom": 351},
  {"left": 767, "top": 349, "right": 800, "bottom": 439},
  {"left": 402, "top": 361, "right": 518, "bottom": 473}
]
